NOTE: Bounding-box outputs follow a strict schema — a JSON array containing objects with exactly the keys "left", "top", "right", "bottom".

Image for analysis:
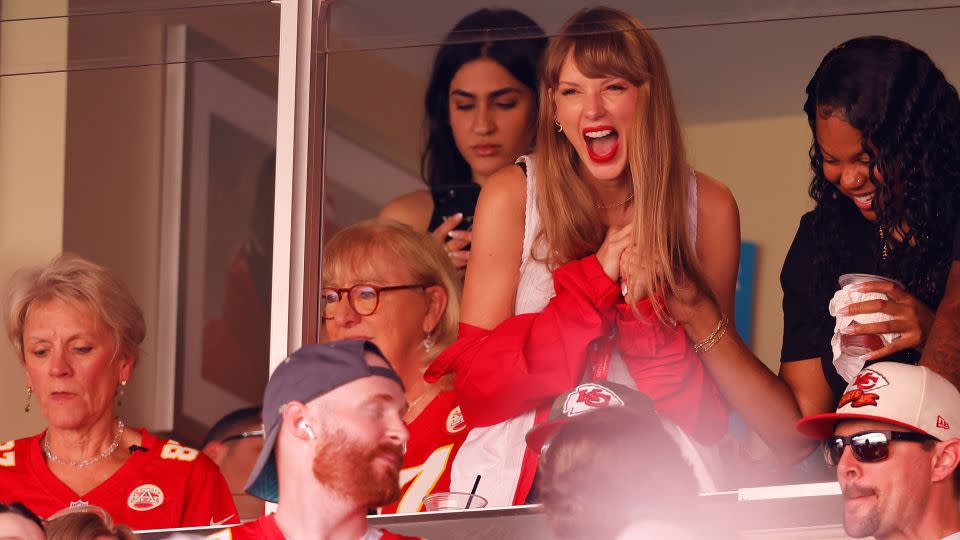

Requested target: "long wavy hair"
[
  {"left": 804, "top": 36, "right": 960, "bottom": 311},
  {"left": 421, "top": 9, "right": 546, "bottom": 188},
  {"left": 535, "top": 7, "right": 709, "bottom": 316}
]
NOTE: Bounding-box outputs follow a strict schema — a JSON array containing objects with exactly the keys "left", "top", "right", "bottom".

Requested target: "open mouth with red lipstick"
[{"left": 583, "top": 126, "right": 619, "bottom": 163}]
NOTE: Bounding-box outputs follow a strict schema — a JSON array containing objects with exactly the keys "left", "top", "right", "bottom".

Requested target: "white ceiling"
[{"left": 325, "top": 0, "right": 960, "bottom": 51}]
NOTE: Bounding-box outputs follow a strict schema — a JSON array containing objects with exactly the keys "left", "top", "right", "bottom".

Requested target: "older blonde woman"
[
  {"left": 321, "top": 220, "right": 466, "bottom": 513},
  {"left": 0, "top": 254, "right": 238, "bottom": 529}
]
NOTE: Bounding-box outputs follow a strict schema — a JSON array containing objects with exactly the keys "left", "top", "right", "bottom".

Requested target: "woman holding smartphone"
[{"left": 379, "top": 9, "right": 546, "bottom": 274}]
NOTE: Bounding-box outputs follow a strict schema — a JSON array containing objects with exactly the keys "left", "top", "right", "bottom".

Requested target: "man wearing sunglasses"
[
  {"left": 202, "top": 407, "right": 266, "bottom": 521},
  {"left": 797, "top": 362, "right": 960, "bottom": 540}
]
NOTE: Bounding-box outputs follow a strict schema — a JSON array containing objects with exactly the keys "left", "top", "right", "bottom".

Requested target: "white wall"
[{"left": 0, "top": 2, "right": 69, "bottom": 440}]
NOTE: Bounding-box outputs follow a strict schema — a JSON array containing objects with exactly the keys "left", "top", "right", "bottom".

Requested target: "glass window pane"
[
  {"left": 0, "top": 4, "right": 279, "bottom": 454},
  {"left": 315, "top": 0, "right": 960, "bottom": 509},
  {"left": 0, "top": 3, "right": 279, "bottom": 75}
]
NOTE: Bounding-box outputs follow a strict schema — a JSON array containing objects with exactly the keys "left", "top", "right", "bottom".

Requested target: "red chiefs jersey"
[
  {"left": 208, "top": 514, "right": 421, "bottom": 540},
  {"left": 0, "top": 428, "right": 238, "bottom": 530},
  {"left": 380, "top": 390, "right": 470, "bottom": 514}
]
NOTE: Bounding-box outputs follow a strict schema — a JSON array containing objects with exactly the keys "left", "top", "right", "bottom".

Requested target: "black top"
[
  {"left": 780, "top": 210, "right": 920, "bottom": 402},
  {"left": 954, "top": 219, "right": 960, "bottom": 261}
]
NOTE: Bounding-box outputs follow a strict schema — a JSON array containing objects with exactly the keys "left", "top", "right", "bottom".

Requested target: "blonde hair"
[
  {"left": 535, "top": 7, "right": 709, "bottom": 317},
  {"left": 46, "top": 505, "right": 136, "bottom": 540},
  {"left": 5, "top": 253, "right": 146, "bottom": 365},
  {"left": 321, "top": 220, "right": 462, "bottom": 365}
]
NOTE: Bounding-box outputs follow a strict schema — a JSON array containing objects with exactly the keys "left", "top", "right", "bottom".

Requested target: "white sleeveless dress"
[{"left": 449, "top": 156, "right": 718, "bottom": 506}]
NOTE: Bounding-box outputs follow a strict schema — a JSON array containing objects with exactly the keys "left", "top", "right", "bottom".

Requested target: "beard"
[{"left": 312, "top": 429, "right": 403, "bottom": 507}]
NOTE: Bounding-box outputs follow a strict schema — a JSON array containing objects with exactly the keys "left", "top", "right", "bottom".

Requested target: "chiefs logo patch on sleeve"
[
  {"left": 0, "top": 441, "right": 15, "bottom": 468},
  {"left": 446, "top": 407, "right": 465, "bottom": 434}
]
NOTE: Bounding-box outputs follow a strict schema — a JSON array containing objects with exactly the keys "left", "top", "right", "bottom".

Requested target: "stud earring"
[
  {"left": 24, "top": 386, "right": 32, "bottom": 413},
  {"left": 116, "top": 380, "right": 127, "bottom": 407},
  {"left": 554, "top": 119, "right": 563, "bottom": 133}
]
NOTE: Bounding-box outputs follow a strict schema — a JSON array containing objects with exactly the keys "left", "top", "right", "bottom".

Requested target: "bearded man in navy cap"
[{"left": 209, "top": 340, "right": 418, "bottom": 540}]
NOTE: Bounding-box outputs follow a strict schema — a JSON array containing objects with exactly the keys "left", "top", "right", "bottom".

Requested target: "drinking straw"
[{"left": 465, "top": 475, "right": 481, "bottom": 509}]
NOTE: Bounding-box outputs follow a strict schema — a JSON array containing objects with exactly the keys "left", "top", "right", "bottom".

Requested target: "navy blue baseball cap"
[{"left": 245, "top": 340, "right": 404, "bottom": 502}]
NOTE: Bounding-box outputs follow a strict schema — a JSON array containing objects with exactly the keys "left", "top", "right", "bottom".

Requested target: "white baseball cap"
[{"left": 796, "top": 362, "right": 960, "bottom": 440}]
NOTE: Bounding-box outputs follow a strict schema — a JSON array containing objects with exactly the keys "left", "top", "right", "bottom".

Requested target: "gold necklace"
[
  {"left": 879, "top": 226, "right": 889, "bottom": 262},
  {"left": 594, "top": 192, "right": 634, "bottom": 209},
  {"left": 405, "top": 386, "right": 440, "bottom": 421}
]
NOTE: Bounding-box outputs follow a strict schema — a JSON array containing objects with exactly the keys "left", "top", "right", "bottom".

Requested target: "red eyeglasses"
[{"left": 321, "top": 283, "right": 432, "bottom": 319}]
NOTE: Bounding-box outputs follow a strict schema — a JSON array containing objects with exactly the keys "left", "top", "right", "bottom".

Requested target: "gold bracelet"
[{"left": 693, "top": 314, "right": 729, "bottom": 354}]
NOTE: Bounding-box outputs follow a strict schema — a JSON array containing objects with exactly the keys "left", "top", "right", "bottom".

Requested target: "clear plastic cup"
[
  {"left": 422, "top": 491, "right": 488, "bottom": 511},
  {"left": 837, "top": 273, "right": 902, "bottom": 356}
]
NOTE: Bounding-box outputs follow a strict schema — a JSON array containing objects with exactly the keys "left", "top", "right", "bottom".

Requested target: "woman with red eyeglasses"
[{"left": 321, "top": 220, "right": 470, "bottom": 514}]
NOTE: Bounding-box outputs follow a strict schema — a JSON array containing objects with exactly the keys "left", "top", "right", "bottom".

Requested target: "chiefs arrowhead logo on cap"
[
  {"left": 854, "top": 369, "right": 889, "bottom": 392},
  {"left": 562, "top": 383, "right": 624, "bottom": 418}
]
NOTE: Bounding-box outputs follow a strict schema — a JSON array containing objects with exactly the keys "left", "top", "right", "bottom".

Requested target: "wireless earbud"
[{"left": 298, "top": 421, "right": 317, "bottom": 440}]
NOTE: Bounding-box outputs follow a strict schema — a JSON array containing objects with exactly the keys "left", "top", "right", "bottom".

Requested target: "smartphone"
[{"left": 431, "top": 184, "right": 481, "bottom": 232}]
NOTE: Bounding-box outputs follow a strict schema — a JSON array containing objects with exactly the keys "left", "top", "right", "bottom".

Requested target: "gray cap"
[
  {"left": 245, "top": 339, "right": 404, "bottom": 502},
  {"left": 525, "top": 380, "right": 655, "bottom": 455}
]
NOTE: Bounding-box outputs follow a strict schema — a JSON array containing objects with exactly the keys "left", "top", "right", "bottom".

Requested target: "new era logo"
[{"left": 937, "top": 415, "right": 951, "bottom": 430}]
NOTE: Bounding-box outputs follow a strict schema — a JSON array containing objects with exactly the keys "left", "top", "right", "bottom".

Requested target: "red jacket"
[{"left": 426, "top": 255, "right": 728, "bottom": 444}]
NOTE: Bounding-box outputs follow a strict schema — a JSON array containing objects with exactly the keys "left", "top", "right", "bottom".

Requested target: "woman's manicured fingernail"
[
  {"left": 837, "top": 306, "right": 850, "bottom": 316},
  {"left": 840, "top": 326, "right": 856, "bottom": 335},
  {"left": 858, "top": 353, "right": 873, "bottom": 362}
]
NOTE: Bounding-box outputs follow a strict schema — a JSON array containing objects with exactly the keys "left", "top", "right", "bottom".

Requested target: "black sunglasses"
[
  {"left": 221, "top": 429, "right": 265, "bottom": 444},
  {"left": 823, "top": 430, "right": 935, "bottom": 466}
]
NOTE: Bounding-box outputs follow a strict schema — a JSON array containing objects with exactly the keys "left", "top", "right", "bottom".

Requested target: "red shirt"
[
  {"left": 0, "top": 429, "right": 239, "bottom": 530},
  {"left": 380, "top": 390, "right": 470, "bottom": 514},
  {"left": 209, "top": 514, "right": 421, "bottom": 540}
]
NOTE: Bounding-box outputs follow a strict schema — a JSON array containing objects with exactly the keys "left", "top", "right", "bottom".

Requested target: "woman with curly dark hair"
[
  {"left": 778, "top": 36, "right": 960, "bottom": 412},
  {"left": 663, "top": 36, "right": 960, "bottom": 464}
]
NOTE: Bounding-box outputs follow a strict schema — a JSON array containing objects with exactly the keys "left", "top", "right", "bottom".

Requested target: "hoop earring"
[
  {"left": 554, "top": 119, "right": 563, "bottom": 133},
  {"left": 24, "top": 386, "right": 32, "bottom": 413},
  {"left": 422, "top": 332, "right": 435, "bottom": 353},
  {"left": 116, "top": 380, "right": 127, "bottom": 407}
]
